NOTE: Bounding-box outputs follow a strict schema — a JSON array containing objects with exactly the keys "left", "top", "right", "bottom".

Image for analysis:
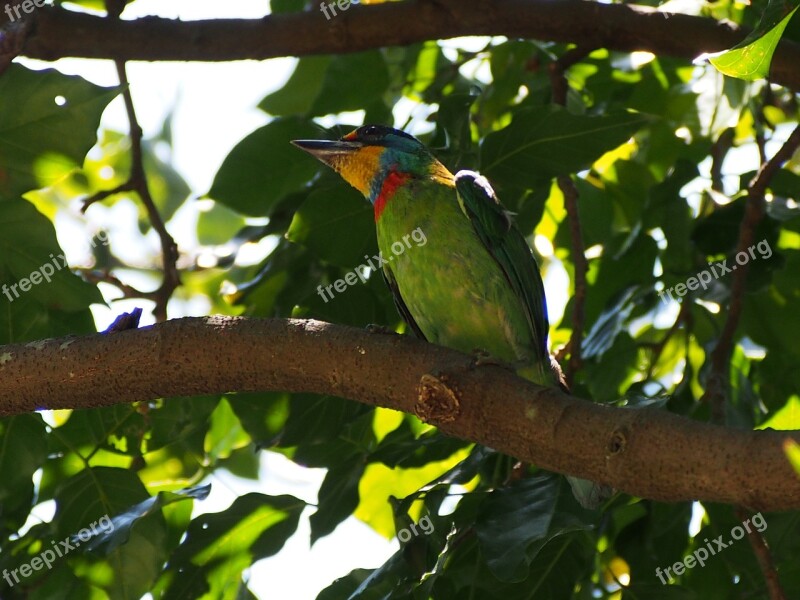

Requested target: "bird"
[{"left": 292, "top": 125, "right": 610, "bottom": 508}]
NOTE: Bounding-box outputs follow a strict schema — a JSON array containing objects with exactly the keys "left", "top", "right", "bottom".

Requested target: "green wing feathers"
[{"left": 454, "top": 171, "right": 550, "bottom": 365}]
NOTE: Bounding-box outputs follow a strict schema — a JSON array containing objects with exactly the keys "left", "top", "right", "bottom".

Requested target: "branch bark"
[
  {"left": 16, "top": 1, "right": 800, "bottom": 90},
  {"left": 1, "top": 316, "right": 798, "bottom": 510}
]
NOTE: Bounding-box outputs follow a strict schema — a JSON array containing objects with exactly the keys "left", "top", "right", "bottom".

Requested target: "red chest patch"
[{"left": 374, "top": 171, "right": 410, "bottom": 222}]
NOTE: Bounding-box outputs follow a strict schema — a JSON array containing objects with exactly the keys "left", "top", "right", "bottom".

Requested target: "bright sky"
[{"left": 21, "top": 1, "right": 399, "bottom": 598}]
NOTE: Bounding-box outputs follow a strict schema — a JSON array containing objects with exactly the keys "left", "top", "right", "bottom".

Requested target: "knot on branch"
[
  {"left": 607, "top": 427, "right": 628, "bottom": 456},
  {"left": 416, "top": 373, "right": 461, "bottom": 423}
]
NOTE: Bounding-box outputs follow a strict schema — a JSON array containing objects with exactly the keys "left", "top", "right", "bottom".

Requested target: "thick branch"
[
  {"left": 0, "top": 316, "right": 798, "bottom": 510},
  {"left": 17, "top": 1, "right": 800, "bottom": 90}
]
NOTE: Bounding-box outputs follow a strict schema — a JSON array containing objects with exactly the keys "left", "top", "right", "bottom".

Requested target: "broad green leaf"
[
  {"left": 0, "top": 199, "right": 103, "bottom": 343},
  {"left": 582, "top": 287, "right": 637, "bottom": 359},
  {"left": 0, "top": 415, "right": 47, "bottom": 528},
  {"left": 158, "top": 493, "right": 305, "bottom": 599},
  {"left": 84, "top": 484, "right": 211, "bottom": 553},
  {"left": 480, "top": 106, "right": 651, "bottom": 186},
  {"left": 709, "top": 1, "right": 799, "bottom": 80},
  {"left": 309, "top": 52, "right": 390, "bottom": 117},
  {"left": 259, "top": 56, "right": 330, "bottom": 116},
  {"left": 207, "top": 117, "right": 321, "bottom": 216},
  {"left": 0, "top": 64, "right": 120, "bottom": 198},
  {"left": 205, "top": 398, "right": 251, "bottom": 460},
  {"left": 757, "top": 395, "right": 800, "bottom": 430},
  {"left": 474, "top": 474, "right": 594, "bottom": 582},
  {"left": 286, "top": 182, "right": 376, "bottom": 267},
  {"left": 260, "top": 52, "right": 390, "bottom": 118},
  {"left": 52, "top": 467, "right": 166, "bottom": 599},
  {"left": 278, "top": 393, "right": 371, "bottom": 447},
  {"left": 310, "top": 456, "right": 366, "bottom": 544}
]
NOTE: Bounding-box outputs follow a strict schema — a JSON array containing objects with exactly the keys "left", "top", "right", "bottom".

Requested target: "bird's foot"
[
  {"left": 366, "top": 323, "right": 398, "bottom": 335},
  {"left": 468, "top": 349, "right": 515, "bottom": 372}
]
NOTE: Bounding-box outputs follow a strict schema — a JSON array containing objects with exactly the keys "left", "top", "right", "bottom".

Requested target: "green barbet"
[{"left": 292, "top": 125, "right": 609, "bottom": 508}]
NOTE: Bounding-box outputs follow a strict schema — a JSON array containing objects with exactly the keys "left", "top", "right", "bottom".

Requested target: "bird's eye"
[{"left": 362, "top": 125, "right": 380, "bottom": 137}]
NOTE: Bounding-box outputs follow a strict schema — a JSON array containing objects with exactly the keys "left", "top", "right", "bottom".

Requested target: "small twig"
[
  {"left": 710, "top": 128, "right": 734, "bottom": 193},
  {"left": 734, "top": 506, "right": 787, "bottom": 600},
  {"left": 81, "top": 180, "right": 135, "bottom": 212},
  {"left": 548, "top": 47, "right": 594, "bottom": 386},
  {"left": 82, "top": 7, "right": 180, "bottom": 322},
  {"left": 703, "top": 124, "right": 800, "bottom": 420},
  {"left": 114, "top": 58, "right": 180, "bottom": 321},
  {"left": 548, "top": 46, "right": 593, "bottom": 106},
  {"left": 77, "top": 268, "right": 151, "bottom": 300}
]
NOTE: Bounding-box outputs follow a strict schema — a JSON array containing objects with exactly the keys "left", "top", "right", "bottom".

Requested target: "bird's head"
[{"left": 292, "top": 125, "right": 453, "bottom": 205}]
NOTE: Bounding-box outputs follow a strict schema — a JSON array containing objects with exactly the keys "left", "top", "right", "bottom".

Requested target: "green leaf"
[
  {"left": 84, "top": 484, "right": 211, "bottom": 553},
  {"left": 0, "top": 199, "right": 103, "bottom": 342},
  {"left": 286, "top": 182, "right": 376, "bottom": 267},
  {"left": 308, "top": 52, "right": 390, "bottom": 117},
  {"left": 480, "top": 106, "right": 651, "bottom": 185},
  {"left": 0, "top": 415, "right": 47, "bottom": 527},
  {"left": 0, "top": 64, "right": 120, "bottom": 198},
  {"left": 757, "top": 395, "right": 800, "bottom": 430},
  {"left": 207, "top": 117, "right": 321, "bottom": 216},
  {"left": 310, "top": 457, "right": 366, "bottom": 545},
  {"left": 159, "top": 493, "right": 305, "bottom": 599},
  {"left": 53, "top": 467, "right": 166, "bottom": 599},
  {"left": 260, "top": 52, "right": 390, "bottom": 118},
  {"left": 474, "top": 474, "right": 594, "bottom": 582},
  {"left": 259, "top": 57, "right": 330, "bottom": 116},
  {"left": 709, "top": 1, "right": 800, "bottom": 80}
]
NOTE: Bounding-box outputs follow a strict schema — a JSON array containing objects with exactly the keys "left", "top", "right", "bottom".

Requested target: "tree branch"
[
  {"left": 0, "top": 316, "right": 798, "bottom": 510},
  {"left": 17, "top": 1, "right": 800, "bottom": 90},
  {"left": 703, "top": 124, "right": 800, "bottom": 419},
  {"left": 549, "top": 47, "right": 594, "bottom": 385}
]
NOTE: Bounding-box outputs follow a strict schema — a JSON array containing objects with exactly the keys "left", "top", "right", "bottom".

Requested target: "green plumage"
[
  {"left": 292, "top": 125, "right": 610, "bottom": 509},
  {"left": 378, "top": 172, "right": 553, "bottom": 387}
]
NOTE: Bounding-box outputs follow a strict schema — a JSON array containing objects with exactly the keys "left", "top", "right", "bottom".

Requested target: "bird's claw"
[
  {"left": 366, "top": 323, "right": 397, "bottom": 335},
  {"left": 468, "top": 349, "right": 514, "bottom": 372}
]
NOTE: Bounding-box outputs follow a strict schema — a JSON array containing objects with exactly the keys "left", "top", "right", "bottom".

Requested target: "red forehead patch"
[{"left": 343, "top": 130, "right": 359, "bottom": 141}]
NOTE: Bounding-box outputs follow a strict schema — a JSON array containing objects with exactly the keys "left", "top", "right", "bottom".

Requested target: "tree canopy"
[{"left": 1, "top": 0, "right": 800, "bottom": 598}]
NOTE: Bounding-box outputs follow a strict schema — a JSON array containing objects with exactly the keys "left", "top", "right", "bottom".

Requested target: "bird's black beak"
[{"left": 291, "top": 139, "right": 363, "bottom": 168}]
